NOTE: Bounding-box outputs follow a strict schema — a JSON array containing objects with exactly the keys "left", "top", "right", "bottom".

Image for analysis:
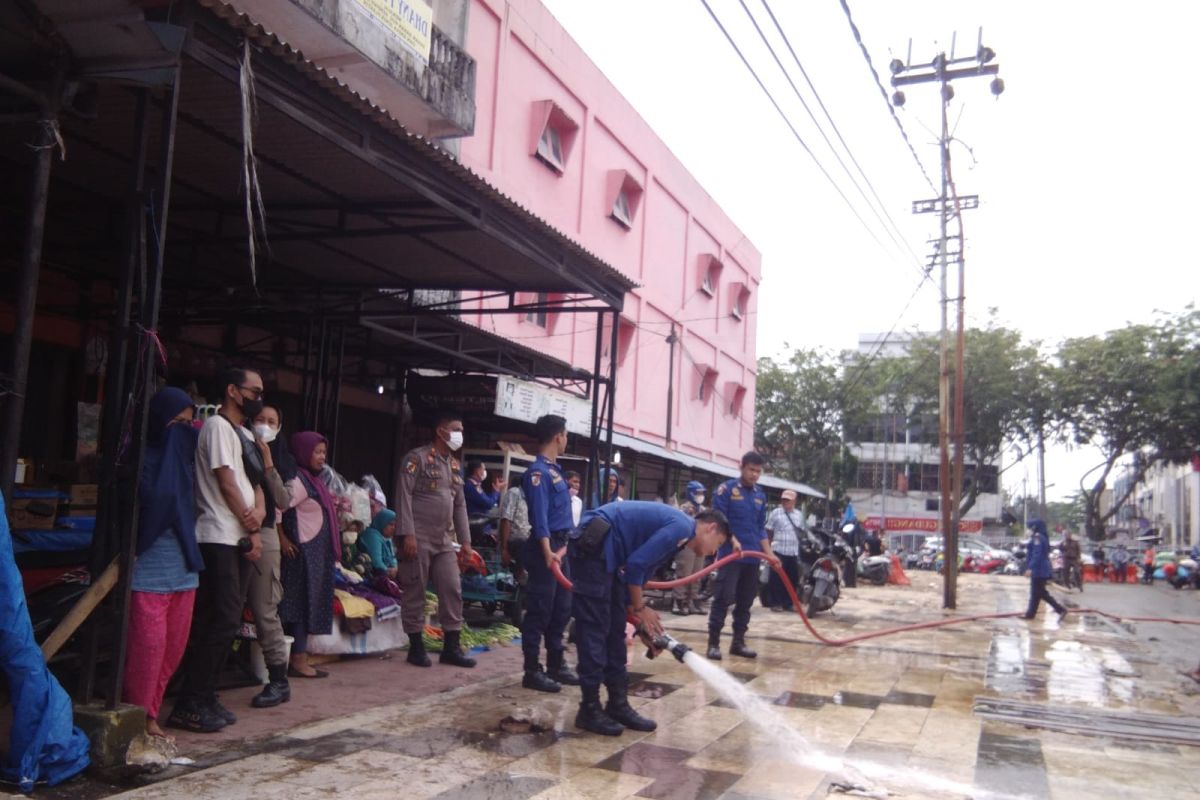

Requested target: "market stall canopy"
[{"left": 0, "top": 1, "right": 636, "bottom": 310}]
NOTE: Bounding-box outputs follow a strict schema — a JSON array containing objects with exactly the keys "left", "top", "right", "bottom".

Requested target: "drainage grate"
[{"left": 973, "top": 696, "right": 1200, "bottom": 747}]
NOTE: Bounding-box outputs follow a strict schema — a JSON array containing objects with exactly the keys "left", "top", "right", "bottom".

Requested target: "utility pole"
[{"left": 891, "top": 33, "right": 1002, "bottom": 609}]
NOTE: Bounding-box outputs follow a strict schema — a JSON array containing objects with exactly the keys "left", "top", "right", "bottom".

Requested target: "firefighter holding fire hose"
[{"left": 568, "top": 501, "right": 731, "bottom": 736}]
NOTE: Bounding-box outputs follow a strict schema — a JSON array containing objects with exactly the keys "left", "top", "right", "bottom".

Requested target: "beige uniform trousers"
[
  {"left": 399, "top": 540, "right": 464, "bottom": 634},
  {"left": 673, "top": 547, "right": 703, "bottom": 602},
  {"left": 247, "top": 528, "right": 289, "bottom": 667}
]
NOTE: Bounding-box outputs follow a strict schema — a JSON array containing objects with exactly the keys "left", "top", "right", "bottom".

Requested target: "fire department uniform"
[
  {"left": 708, "top": 478, "right": 767, "bottom": 652},
  {"left": 520, "top": 455, "right": 575, "bottom": 671},
  {"left": 396, "top": 444, "right": 470, "bottom": 635},
  {"left": 569, "top": 501, "right": 694, "bottom": 689}
]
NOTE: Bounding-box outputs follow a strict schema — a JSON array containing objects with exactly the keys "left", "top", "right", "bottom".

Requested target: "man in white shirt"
[
  {"left": 764, "top": 490, "right": 804, "bottom": 611},
  {"left": 168, "top": 367, "right": 265, "bottom": 734}
]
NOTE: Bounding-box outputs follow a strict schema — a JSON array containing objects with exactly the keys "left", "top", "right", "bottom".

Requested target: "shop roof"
[{"left": 0, "top": 1, "right": 635, "bottom": 311}]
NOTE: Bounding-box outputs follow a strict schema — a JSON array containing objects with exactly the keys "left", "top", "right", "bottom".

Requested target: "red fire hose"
[{"left": 548, "top": 549, "right": 1200, "bottom": 648}]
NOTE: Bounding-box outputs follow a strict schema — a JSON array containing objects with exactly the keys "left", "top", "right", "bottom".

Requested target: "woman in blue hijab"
[
  {"left": 122, "top": 387, "right": 203, "bottom": 741},
  {"left": 1023, "top": 519, "right": 1067, "bottom": 621}
]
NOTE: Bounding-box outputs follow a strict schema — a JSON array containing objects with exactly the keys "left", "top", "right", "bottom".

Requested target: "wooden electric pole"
[{"left": 890, "top": 34, "right": 1002, "bottom": 609}]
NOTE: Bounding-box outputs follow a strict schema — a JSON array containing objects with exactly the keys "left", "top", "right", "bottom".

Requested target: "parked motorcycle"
[
  {"left": 798, "top": 528, "right": 848, "bottom": 616},
  {"left": 856, "top": 552, "right": 891, "bottom": 586}
]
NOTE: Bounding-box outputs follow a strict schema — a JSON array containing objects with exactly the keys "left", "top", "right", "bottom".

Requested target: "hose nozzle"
[{"left": 650, "top": 633, "right": 691, "bottom": 663}]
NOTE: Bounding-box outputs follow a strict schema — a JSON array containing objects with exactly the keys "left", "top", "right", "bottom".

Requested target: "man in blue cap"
[
  {"left": 707, "top": 451, "right": 778, "bottom": 660},
  {"left": 1023, "top": 518, "right": 1067, "bottom": 620},
  {"left": 570, "top": 501, "right": 731, "bottom": 736},
  {"left": 671, "top": 480, "right": 707, "bottom": 616},
  {"left": 519, "top": 414, "right": 579, "bottom": 692}
]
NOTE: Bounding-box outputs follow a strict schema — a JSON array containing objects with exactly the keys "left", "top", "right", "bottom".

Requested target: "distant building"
[
  {"left": 1117, "top": 458, "right": 1199, "bottom": 549},
  {"left": 844, "top": 332, "right": 1004, "bottom": 545}
]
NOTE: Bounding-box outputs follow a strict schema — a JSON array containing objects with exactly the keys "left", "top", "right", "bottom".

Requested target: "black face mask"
[{"left": 241, "top": 396, "right": 264, "bottom": 419}]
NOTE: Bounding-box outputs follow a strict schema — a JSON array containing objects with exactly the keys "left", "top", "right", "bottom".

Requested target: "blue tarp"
[
  {"left": 1, "top": 495, "right": 91, "bottom": 792},
  {"left": 10, "top": 529, "right": 93, "bottom": 554}
]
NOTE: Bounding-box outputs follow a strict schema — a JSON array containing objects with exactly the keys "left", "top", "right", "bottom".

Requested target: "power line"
[
  {"left": 749, "top": 0, "right": 927, "bottom": 271},
  {"left": 698, "top": 0, "right": 895, "bottom": 260},
  {"left": 837, "top": 0, "right": 937, "bottom": 193}
]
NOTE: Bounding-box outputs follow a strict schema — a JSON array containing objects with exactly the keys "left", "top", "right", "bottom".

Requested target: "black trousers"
[
  {"left": 179, "top": 543, "right": 253, "bottom": 699},
  {"left": 764, "top": 554, "right": 800, "bottom": 609},
  {"left": 1025, "top": 576, "right": 1064, "bottom": 617},
  {"left": 708, "top": 561, "right": 760, "bottom": 637}
]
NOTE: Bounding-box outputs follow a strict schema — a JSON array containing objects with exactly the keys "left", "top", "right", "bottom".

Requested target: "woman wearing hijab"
[
  {"left": 278, "top": 431, "right": 341, "bottom": 678},
  {"left": 359, "top": 508, "right": 399, "bottom": 578},
  {"left": 122, "top": 387, "right": 204, "bottom": 741},
  {"left": 245, "top": 406, "right": 298, "bottom": 708},
  {"left": 1023, "top": 519, "right": 1067, "bottom": 621}
]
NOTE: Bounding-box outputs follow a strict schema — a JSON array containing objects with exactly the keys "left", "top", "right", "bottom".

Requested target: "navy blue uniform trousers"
[
  {"left": 519, "top": 532, "right": 572, "bottom": 660},
  {"left": 568, "top": 548, "right": 628, "bottom": 689},
  {"left": 707, "top": 561, "right": 760, "bottom": 636}
]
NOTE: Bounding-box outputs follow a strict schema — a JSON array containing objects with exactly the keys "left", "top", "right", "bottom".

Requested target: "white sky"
[{"left": 538, "top": 0, "right": 1199, "bottom": 502}]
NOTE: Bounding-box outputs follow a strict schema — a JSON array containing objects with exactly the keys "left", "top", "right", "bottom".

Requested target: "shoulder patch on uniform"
[
  {"left": 405, "top": 459, "right": 418, "bottom": 474},
  {"left": 716, "top": 484, "right": 728, "bottom": 496},
  {"left": 530, "top": 472, "right": 541, "bottom": 487}
]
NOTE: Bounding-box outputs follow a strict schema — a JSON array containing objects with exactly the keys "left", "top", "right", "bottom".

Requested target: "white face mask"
[
  {"left": 446, "top": 430, "right": 464, "bottom": 451},
  {"left": 254, "top": 423, "right": 279, "bottom": 443},
  {"left": 693, "top": 494, "right": 706, "bottom": 506}
]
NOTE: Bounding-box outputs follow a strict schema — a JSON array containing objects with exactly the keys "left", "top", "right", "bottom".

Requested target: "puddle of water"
[{"left": 681, "top": 652, "right": 1032, "bottom": 800}]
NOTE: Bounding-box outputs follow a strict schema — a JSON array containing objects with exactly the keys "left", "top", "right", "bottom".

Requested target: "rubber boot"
[
  {"left": 729, "top": 633, "right": 757, "bottom": 659},
  {"left": 575, "top": 685, "right": 623, "bottom": 736},
  {"left": 706, "top": 630, "right": 723, "bottom": 661},
  {"left": 522, "top": 653, "right": 561, "bottom": 693},
  {"left": 251, "top": 663, "right": 291, "bottom": 708},
  {"left": 547, "top": 649, "right": 580, "bottom": 686},
  {"left": 605, "top": 682, "right": 657, "bottom": 732},
  {"left": 407, "top": 632, "right": 432, "bottom": 667},
  {"left": 439, "top": 629, "right": 477, "bottom": 668}
]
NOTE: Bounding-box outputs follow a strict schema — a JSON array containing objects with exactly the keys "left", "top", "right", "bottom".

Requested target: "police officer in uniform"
[
  {"left": 707, "top": 451, "right": 778, "bottom": 661},
  {"left": 396, "top": 413, "right": 477, "bottom": 669},
  {"left": 569, "top": 501, "right": 731, "bottom": 735},
  {"left": 519, "top": 414, "right": 579, "bottom": 692}
]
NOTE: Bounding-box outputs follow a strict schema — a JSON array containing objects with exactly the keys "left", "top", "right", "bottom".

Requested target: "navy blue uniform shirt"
[
  {"left": 522, "top": 455, "right": 574, "bottom": 541},
  {"left": 575, "top": 501, "right": 695, "bottom": 587},
  {"left": 712, "top": 478, "right": 767, "bottom": 564}
]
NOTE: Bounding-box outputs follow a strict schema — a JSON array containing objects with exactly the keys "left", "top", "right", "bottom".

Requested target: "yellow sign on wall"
[{"left": 354, "top": 0, "right": 433, "bottom": 62}]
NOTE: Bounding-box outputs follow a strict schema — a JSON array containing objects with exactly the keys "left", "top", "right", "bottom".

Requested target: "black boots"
[
  {"left": 165, "top": 695, "right": 227, "bottom": 733},
  {"left": 407, "top": 632, "right": 432, "bottom": 667},
  {"left": 439, "top": 629, "right": 477, "bottom": 668},
  {"left": 575, "top": 685, "right": 624, "bottom": 736},
  {"left": 605, "top": 682, "right": 657, "bottom": 732},
  {"left": 706, "top": 631, "right": 723, "bottom": 661},
  {"left": 547, "top": 649, "right": 580, "bottom": 686},
  {"left": 730, "top": 633, "right": 757, "bottom": 659},
  {"left": 251, "top": 663, "right": 291, "bottom": 708},
  {"left": 523, "top": 654, "right": 562, "bottom": 693}
]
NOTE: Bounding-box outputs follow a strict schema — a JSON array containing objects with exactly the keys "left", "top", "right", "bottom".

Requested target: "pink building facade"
[{"left": 458, "top": 0, "right": 761, "bottom": 470}]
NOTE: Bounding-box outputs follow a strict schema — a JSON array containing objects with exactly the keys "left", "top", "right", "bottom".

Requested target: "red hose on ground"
[{"left": 548, "top": 549, "right": 1200, "bottom": 648}]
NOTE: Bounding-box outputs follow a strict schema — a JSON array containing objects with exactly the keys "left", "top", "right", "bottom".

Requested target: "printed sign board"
[
  {"left": 863, "top": 515, "right": 983, "bottom": 534},
  {"left": 353, "top": 0, "right": 433, "bottom": 62},
  {"left": 494, "top": 375, "right": 591, "bottom": 437}
]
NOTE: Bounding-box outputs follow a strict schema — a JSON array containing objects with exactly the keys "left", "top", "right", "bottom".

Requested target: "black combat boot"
[
  {"left": 439, "top": 629, "right": 477, "bottom": 668},
  {"left": 208, "top": 694, "right": 237, "bottom": 725},
  {"left": 547, "top": 649, "right": 580, "bottom": 686},
  {"left": 165, "top": 694, "right": 227, "bottom": 733},
  {"left": 522, "top": 653, "right": 561, "bottom": 693},
  {"left": 575, "top": 685, "right": 624, "bottom": 736},
  {"left": 706, "top": 630, "right": 723, "bottom": 661},
  {"left": 604, "top": 682, "right": 657, "bottom": 732},
  {"left": 730, "top": 632, "right": 757, "bottom": 659},
  {"left": 251, "top": 663, "right": 291, "bottom": 708},
  {"left": 407, "top": 632, "right": 432, "bottom": 667}
]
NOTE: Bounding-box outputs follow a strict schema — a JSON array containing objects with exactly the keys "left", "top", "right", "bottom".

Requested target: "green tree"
[
  {"left": 842, "top": 324, "right": 1046, "bottom": 520},
  {"left": 1055, "top": 307, "right": 1200, "bottom": 540},
  {"left": 754, "top": 348, "right": 855, "bottom": 498}
]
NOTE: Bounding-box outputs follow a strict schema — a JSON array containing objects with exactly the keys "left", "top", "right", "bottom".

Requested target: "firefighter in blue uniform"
[
  {"left": 707, "top": 451, "right": 778, "bottom": 661},
  {"left": 519, "top": 415, "right": 580, "bottom": 692},
  {"left": 569, "top": 501, "right": 731, "bottom": 736}
]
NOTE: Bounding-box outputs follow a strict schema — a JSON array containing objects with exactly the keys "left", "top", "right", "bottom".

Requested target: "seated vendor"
[{"left": 359, "top": 508, "right": 398, "bottom": 578}]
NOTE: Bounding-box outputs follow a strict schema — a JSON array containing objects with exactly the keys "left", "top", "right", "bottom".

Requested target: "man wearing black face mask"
[{"left": 168, "top": 367, "right": 266, "bottom": 733}]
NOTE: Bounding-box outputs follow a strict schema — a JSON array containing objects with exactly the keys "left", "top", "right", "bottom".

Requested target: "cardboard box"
[
  {"left": 10, "top": 497, "right": 60, "bottom": 530},
  {"left": 69, "top": 484, "right": 99, "bottom": 506}
]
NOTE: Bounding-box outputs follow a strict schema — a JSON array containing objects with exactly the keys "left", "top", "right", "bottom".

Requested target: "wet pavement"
[{"left": 21, "top": 572, "right": 1200, "bottom": 799}]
